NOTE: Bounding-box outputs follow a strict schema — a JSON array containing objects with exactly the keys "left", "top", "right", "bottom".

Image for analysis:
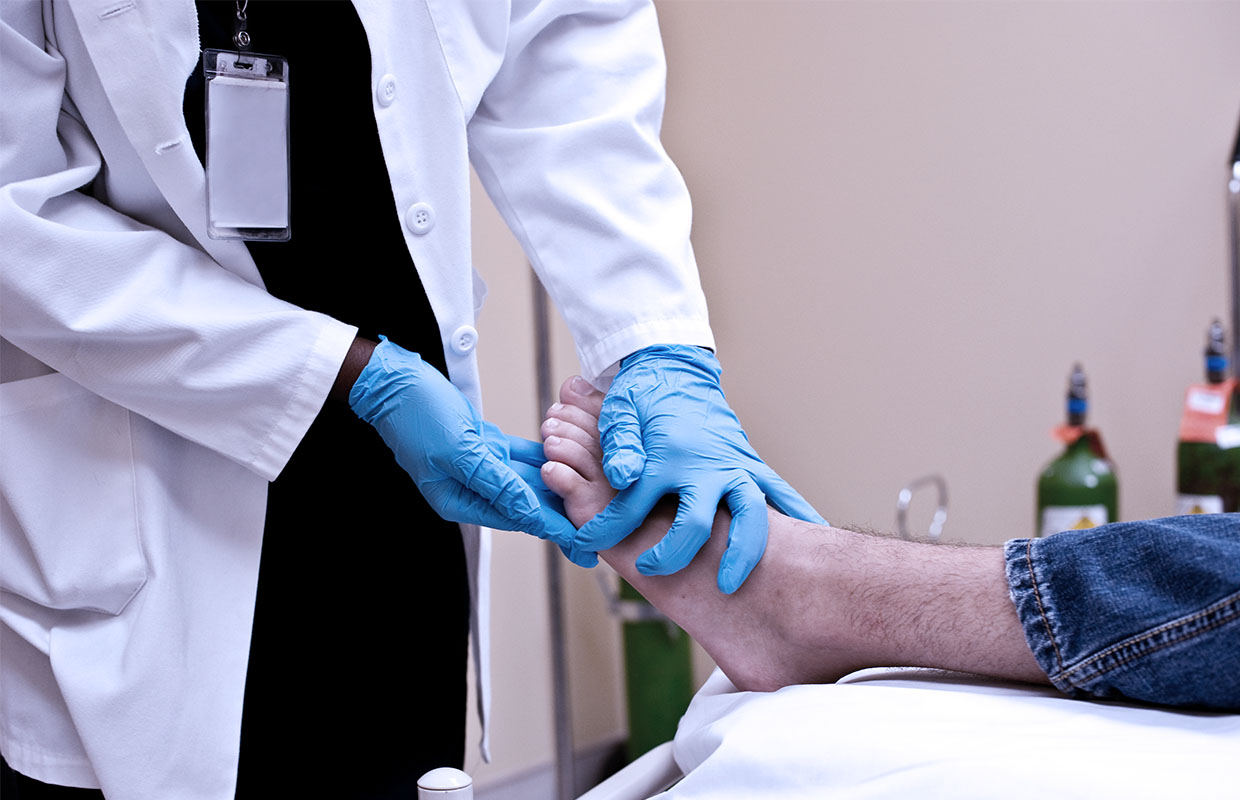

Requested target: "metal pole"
[
  {"left": 1228, "top": 161, "right": 1240, "bottom": 371},
  {"left": 533, "top": 271, "right": 576, "bottom": 800},
  {"left": 1228, "top": 122, "right": 1240, "bottom": 370}
]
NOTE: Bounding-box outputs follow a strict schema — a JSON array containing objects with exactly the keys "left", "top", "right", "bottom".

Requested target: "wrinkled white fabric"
[{"left": 668, "top": 668, "right": 1240, "bottom": 799}]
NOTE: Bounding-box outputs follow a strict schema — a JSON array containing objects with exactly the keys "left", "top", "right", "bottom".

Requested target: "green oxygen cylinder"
[
  {"left": 618, "top": 578, "right": 694, "bottom": 760},
  {"left": 1175, "top": 320, "right": 1240, "bottom": 514},
  {"left": 1036, "top": 364, "right": 1118, "bottom": 537}
]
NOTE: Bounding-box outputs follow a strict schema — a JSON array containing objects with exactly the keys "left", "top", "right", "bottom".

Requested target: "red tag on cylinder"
[{"left": 1179, "top": 379, "right": 1236, "bottom": 443}]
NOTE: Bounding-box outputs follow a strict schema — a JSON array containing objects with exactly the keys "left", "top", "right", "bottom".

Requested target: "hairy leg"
[{"left": 541, "top": 377, "right": 1048, "bottom": 692}]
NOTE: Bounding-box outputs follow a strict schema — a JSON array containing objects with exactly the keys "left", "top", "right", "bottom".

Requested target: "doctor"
[{"left": 0, "top": 1, "right": 822, "bottom": 798}]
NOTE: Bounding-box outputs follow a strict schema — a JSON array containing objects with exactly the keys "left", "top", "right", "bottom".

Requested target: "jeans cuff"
[
  {"left": 1004, "top": 538, "right": 1069, "bottom": 691},
  {"left": 1006, "top": 518, "right": 1240, "bottom": 710}
]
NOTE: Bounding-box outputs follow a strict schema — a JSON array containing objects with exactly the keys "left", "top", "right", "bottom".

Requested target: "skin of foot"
[{"left": 540, "top": 376, "right": 1049, "bottom": 692}]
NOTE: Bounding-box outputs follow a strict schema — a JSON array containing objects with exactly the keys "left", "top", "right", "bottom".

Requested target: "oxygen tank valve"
[
  {"left": 1066, "top": 363, "right": 1088, "bottom": 427},
  {"left": 1206, "top": 319, "right": 1228, "bottom": 384}
]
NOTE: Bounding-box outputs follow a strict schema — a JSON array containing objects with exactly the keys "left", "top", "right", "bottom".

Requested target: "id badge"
[{"left": 203, "top": 49, "right": 290, "bottom": 240}]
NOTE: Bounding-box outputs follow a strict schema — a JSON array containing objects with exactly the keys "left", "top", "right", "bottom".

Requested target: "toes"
[
  {"left": 541, "top": 408, "right": 603, "bottom": 460},
  {"left": 541, "top": 460, "right": 589, "bottom": 501},
  {"left": 559, "top": 376, "right": 604, "bottom": 418},
  {"left": 543, "top": 434, "right": 606, "bottom": 484}
]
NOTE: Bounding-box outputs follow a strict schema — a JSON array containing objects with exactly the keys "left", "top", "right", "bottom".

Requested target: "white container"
[{"left": 418, "top": 767, "right": 473, "bottom": 799}]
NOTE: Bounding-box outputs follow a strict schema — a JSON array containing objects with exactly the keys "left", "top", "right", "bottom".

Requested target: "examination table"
[{"left": 575, "top": 666, "right": 1240, "bottom": 799}]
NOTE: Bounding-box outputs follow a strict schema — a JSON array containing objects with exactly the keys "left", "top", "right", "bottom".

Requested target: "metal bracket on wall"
[{"left": 896, "top": 474, "right": 949, "bottom": 542}]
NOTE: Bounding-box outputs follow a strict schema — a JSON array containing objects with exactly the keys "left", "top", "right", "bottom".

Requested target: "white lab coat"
[{"left": 0, "top": 0, "right": 713, "bottom": 796}]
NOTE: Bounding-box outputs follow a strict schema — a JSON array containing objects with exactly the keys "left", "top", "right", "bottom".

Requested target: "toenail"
[
  {"left": 550, "top": 403, "right": 564, "bottom": 413},
  {"left": 542, "top": 461, "right": 557, "bottom": 475},
  {"left": 570, "top": 376, "right": 591, "bottom": 394},
  {"left": 545, "top": 435, "right": 561, "bottom": 446},
  {"left": 545, "top": 418, "right": 559, "bottom": 430}
]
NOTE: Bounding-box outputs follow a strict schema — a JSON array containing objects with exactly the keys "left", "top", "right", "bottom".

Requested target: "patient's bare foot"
[
  {"left": 540, "top": 377, "right": 875, "bottom": 690},
  {"left": 541, "top": 377, "right": 1048, "bottom": 692}
]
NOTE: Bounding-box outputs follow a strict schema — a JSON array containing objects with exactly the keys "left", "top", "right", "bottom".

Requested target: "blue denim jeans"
[{"left": 1006, "top": 513, "right": 1240, "bottom": 711}]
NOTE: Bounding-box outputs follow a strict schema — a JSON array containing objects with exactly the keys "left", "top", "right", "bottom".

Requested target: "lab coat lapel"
[{"left": 65, "top": 0, "right": 261, "bottom": 286}]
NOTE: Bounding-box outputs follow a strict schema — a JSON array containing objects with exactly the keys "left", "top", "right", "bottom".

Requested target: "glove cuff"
[
  {"left": 348, "top": 336, "right": 425, "bottom": 423},
  {"left": 621, "top": 343, "right": 722, "bottom": 382}
]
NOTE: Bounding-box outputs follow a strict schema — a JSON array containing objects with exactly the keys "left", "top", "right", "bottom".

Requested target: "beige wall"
[
  {"left": 657, "top": 0, "right": 1239, "bottom": 543},
  {"left": 467, "top": 0, "right": 1240, "bottom": 788}
]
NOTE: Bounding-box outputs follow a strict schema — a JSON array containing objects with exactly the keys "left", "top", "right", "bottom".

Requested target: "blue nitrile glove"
[
  {"left": 349, "top": 337, "right": 576, "bottom": 548},
  {"left": 573, "top": 345, "right": 827, "bottom": 594},
  {"left": 480, "top": 423, "right": 597, "bottom": 566},
  {"left": 481, "top": 422, "right": 567, "bottom": 519}
]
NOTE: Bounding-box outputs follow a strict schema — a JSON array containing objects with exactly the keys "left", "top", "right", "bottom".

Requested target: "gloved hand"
[
  {"left": 573, "top": 344, "right": 826, "bottom": 593},
  {"left": 350, "top": 337, "right": 576, "bottom": 548},
  {"left": 481, "top": 423, "right": 597, "bottom": 566},
  {"left": 480, "top": 423, "right": 563, "bottom": 515}
]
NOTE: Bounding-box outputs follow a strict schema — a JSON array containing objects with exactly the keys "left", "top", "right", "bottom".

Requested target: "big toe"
[{"left": 560, "top": 376, "right": 604, "bottom": 417}]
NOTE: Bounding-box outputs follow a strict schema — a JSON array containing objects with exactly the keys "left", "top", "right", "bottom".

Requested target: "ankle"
[{"left": 763, "top": 522, "right": 894, "bottom": 683}]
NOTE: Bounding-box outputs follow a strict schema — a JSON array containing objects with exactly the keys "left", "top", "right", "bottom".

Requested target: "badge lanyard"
[{"left": 203, "top": 1, "right": 292, "bottom": 241}]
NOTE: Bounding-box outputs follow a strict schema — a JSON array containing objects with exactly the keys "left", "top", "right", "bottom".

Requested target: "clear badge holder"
[{"left": 203, "top": 49, "right": 291, "bottom": 241}]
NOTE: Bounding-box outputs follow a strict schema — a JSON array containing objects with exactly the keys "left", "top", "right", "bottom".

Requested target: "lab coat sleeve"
[
  {"left": 0, "top": 4, "right": 356, "bottom": 481},
  {"left": 462, "top": 0, "right": 715, "bottom": 384}
]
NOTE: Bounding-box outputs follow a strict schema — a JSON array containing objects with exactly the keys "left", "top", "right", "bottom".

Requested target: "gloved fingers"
[
  {"left": 534, "top": 502, "right": 580, "bottom": 551},
  {"left": 538, "top": 460, "right": 616, "bottom": 569},
  {"left": 478, "top": 429, "right": 568, "bottom": 530},
  {"left": 599, "top": 389, "right": 646, "bottom": 491},
  {"left": 512, "top": 477, "right": 585, "bottom": 552},
  {"left": 542, "top": 404, "right": 603, "bottom": 461},
  {"left": 558, "top": 375, "right": 606, "bottom": 419},
  {"left": 559, "top": 541, "right": 599, "bottom": 568},
  {"left": 429, "top": 464, "right": 577, "bottom": 550},
  {"left": 536, "top": 459, "right": 602, "bottom": 567},
  {"left": 425, "top": 479, "right": 540, "bottom": 532},
  {"left": 505, "top": 433, "right": 548, "bottom": 468},
  {"left": 446, "top": 433, "right": 542, "bottom": 530},
  {"left": 572, "top": 478, "right": 666, "bottom": 554},
  {"left": 716, "top": 474, "right": 770, "bottom": 594},
  {"left": 634, "top": 487, "right": 719, "bottom": 577},
  {"left": 477, "top": 424, "right": 551, "bottom": 474},
  {"left": 752, "top": 464, "right": 828, "bottom": 525},
  {"left": 510, "top": 460, "right": 567, "bottom": 519},
  {"left": 480, "top": 421, "right": 512, "bottom": 462}
]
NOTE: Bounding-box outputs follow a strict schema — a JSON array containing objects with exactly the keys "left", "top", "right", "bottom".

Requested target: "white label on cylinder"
[
  {"left": 1175, "top": 494, "right": 1224, "bottom": 515},
  {"left": 1188, "top": 389, "right": 1227, "bottom": 414},
  {"left": 1216, "top": 425, "right": 1240, "bottom": 450},
  {"left": 1040, "top": 505, "right": 1108, "bottom": 538}
]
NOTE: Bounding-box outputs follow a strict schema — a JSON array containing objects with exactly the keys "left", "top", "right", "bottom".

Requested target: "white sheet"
[{"left": 665, "top": 668, "right": 1240, "bottom": 799}]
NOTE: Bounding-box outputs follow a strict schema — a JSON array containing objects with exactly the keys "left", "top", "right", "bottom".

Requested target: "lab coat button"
[
  {"left": 450, "top": 325, "right": 478, "bottom": 356},
  {"left": 376, "top": 74, "right": 397, "bottom": 107},
  {"left": 406, "top": 203, "right": 435, "bottom": 235}
]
